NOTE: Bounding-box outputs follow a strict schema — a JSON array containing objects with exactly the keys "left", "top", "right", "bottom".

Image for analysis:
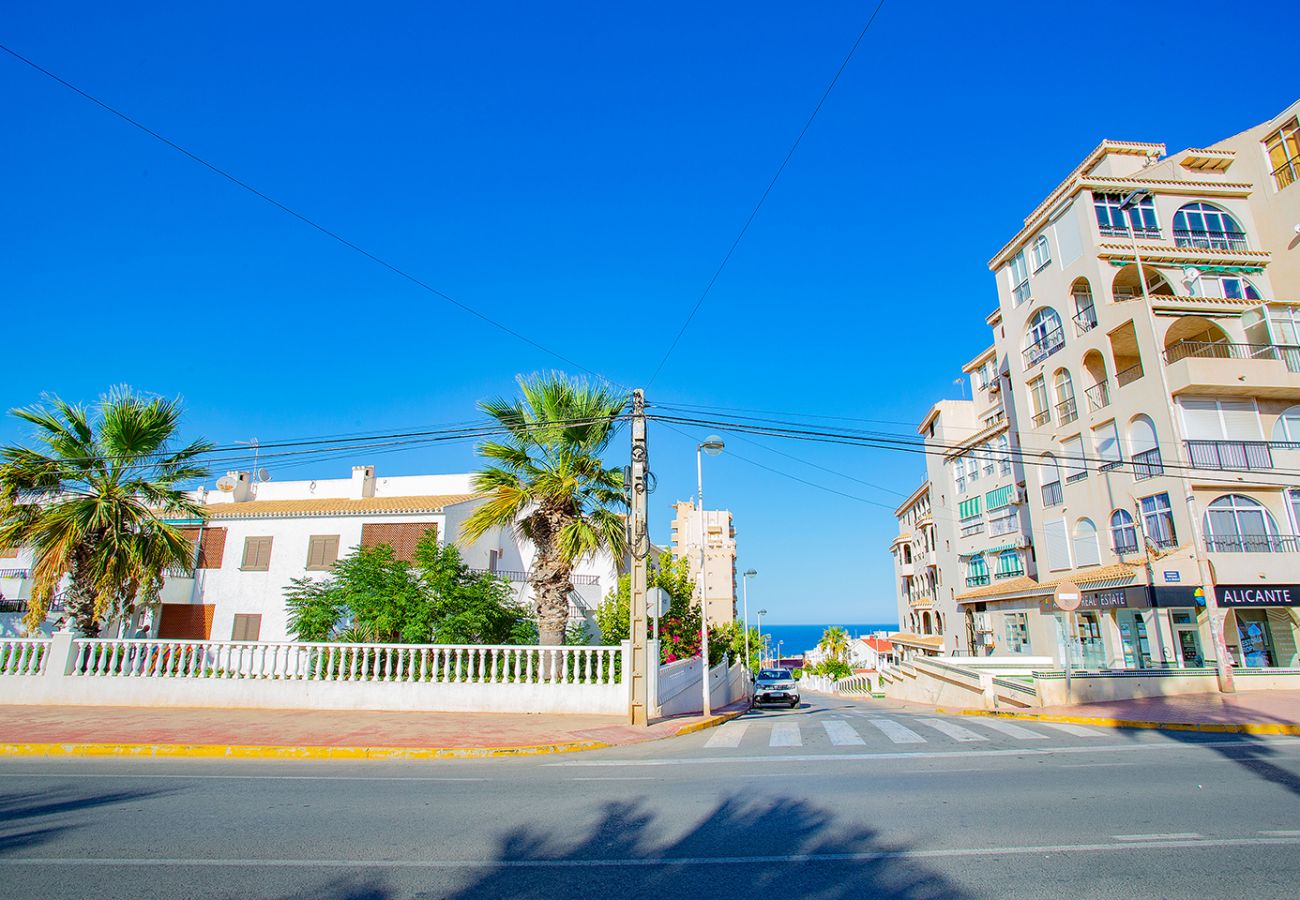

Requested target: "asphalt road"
[{"left": 3, "top": 694, "right": 1299, "bottom": 899}]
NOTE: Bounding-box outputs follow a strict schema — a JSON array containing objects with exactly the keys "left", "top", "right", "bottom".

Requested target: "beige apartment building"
[
  {"left": 892, "top": 100, "right": 1300, "bottom": 673},
  {"left": 670, "top": 500, "right": 737, "bottom": 624}
]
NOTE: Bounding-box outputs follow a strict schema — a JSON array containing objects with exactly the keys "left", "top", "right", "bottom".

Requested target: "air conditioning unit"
[
  {"left": 972, "top": 612, "right": 992, "bottom": 632},
  {"left": 989, "top": 381, "right": 1001, "bottom": 394}
]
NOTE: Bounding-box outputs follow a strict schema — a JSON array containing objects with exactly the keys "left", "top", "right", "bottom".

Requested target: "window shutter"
[
  {"left": 1044, "top": 519, "right": 1071, "bottom": 571},
  {"left": 1061, "top": 436, "right": 1086, "bottom": 480},
  {"left": 306, "top": 535, "right": 340, "bottom": 570},
  {"left": 232, "top": 613, "right": 262, "bottom": 641},
  {"left": 1218, "top": 401, "right": 1261, "bottom": 440},
  {"left": 360, "top": 522, "right": 437, "bottom": 562},
  {"left": 1072, "top": 521, "right": 1101, "bottom": 567},
  {"left": 986, "top": 485, "right": 1013, "bottom": 510},
  {"left": 241, "top": 536, "right": 273, "bottom": 571},
  {"left": 1093, "top": 422, "right": 1121, "bottom": 463},
  {"left": 1181, "top": 399, "right": 1223, "bottom": 439}
]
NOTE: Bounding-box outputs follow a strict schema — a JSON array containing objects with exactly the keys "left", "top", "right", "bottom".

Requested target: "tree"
[
  {"left": 0, "top": 388, "right": 212, "bottom": 636},
  {"left": 710, "top": 620, "right": 762, "bottom": 673},
  {"left": 462, "top": 373, "right": 628, "bottom": 645},
  {"left": 818, "top": 626, "right": 851, "bottom": 664},
  {"left": 594, "top": 551, "right": 726, "bottom": 665}
]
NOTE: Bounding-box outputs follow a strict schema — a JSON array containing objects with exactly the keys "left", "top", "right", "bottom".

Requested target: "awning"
[{"left": 889, "top": 632, "right": 945, "bottom": 650}]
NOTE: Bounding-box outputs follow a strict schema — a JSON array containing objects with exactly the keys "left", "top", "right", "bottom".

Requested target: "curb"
[
  {"left": 672, "top": 706, "right": 748, "bottom": 737},
  {"left": 934, "top": 707, "right": 1300, "bottom": 737},
  {"left": 0, "top": 740, "right": 610, "bottom": 761}
]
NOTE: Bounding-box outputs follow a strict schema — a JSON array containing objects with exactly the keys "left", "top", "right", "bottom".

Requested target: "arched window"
[
  {"left": 1054, "top": 369, "right": 1077, "bottom": 424},
  {"left": 1191, "top": 273, "right": 1261, "bottom": 301},
  {"left": 1072, "top": 278, "right": 1097, "bottom": 333},
  {"left": 967, "top": 555, "right": 989, "bottom": 586},
  {"left": 1129, "top": 415, "right": 1162, "bottom": 479},
  {"left": 1110, "top": 510, "right": 1138, "bottom": 554},
  {"left": 1273, "top": 406, "right": 1300, "bottom": 443},
  {"left": 1040, "top": 453, "right": 1062, "bottom": 506},
  {"left": 1024, "top": 308, "right": 1065, "bottom": 367},
  {"left": 1073, "top": 518, "right": 1101, "bottom": 567},
  {"left": 1173, "top": 202, "right": 1246, "bottom": 251},
  {"left": 1205, "top": 495, "right": 1280, "bottom": 552},
  {"left": 1031, "top": 234, "right": 1052, "bottom": 272}
]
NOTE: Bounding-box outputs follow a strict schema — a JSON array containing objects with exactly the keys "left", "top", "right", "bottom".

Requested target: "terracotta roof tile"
[
  {"left": 889, "top": 632, "right": 944, "bottom": 650},
  {"left": 954, "top": 562, "right": 1139, "bottom": 602},
  {"left": 203, "top": 494, "right": 481, "bottom": 520}
]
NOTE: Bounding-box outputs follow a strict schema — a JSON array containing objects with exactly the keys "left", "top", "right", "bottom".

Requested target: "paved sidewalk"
[
  {"left": 946, "top": 689, "right": 1300, "bottom": 735},
  {"left": 0, "top": 701, "right": 749, "bottom": 760}
]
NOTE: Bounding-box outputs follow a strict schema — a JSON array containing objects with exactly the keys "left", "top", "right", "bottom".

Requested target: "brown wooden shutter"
[
  {"left": 231, "top": 613, "right": 262, "bottom": 641},
  {"left": 180, "top": 527, "right": 227, "bottom": 569},
  {"left": 158, "top": 603, "right": 215, "bottom": 639},
  {"left": 360, "top": 522, "right": 437, "bottom": 562},
  {"left": 306, "top": 535, "right": 340, "bottom": 570},
  {"left": 241, "top": 536, "right": 273, "bottom": 571}
]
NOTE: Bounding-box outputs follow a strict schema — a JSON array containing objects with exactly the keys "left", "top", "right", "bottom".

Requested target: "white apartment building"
[
  {"left": 1, "top": 464, "right": 616, "bottom": 641},
  {"left": 669, "top": 500, "right": 737, "bottom": 625},
  {"left": 891, "top": 100, "right": 1300, "bottom": 672}
]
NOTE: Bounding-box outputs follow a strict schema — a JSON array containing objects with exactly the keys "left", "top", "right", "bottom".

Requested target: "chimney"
[
  {"left": 351, "top": 465, "right": 376, "bottom": 499},
  {"left": 227, "top": 471, "right": 254, "bottom": 502}
]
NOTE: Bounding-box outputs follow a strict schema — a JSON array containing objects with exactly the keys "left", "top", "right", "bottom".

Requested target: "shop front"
[
  {"left": 1216, "top": 584, "right": 1300, "bottom": 669},
  {"left": 1039, "top": 585, "right": 1205, "bottom": 671}
]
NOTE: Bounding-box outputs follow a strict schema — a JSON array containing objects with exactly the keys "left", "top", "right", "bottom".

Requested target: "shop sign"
[
  {"left": 1216, "top": 584, "right": 1300, "bottom": 608},
  {"left": 1164, "top": 571, "right": 1181, "bottom": 583},
  {"left": 1080, "top": 586, "right": 1150, "bottom": 610}
]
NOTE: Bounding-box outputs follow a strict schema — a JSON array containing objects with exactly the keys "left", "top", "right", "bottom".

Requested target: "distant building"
[{"left": 669, "top": 500, "right": 737, "bottom": 624}]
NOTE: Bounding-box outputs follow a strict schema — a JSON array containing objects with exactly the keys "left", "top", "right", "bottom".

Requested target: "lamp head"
[
  {"left": 743, "top": 568, "right": 758, "bottom": 577},
  {"left": 1119, "top": 189, "right": 1151, "bottom": 210},
  {"left": 699, "top": 435, "right": 725, "bottom": 456},
  {"left": 758, "top": 608, "right": 768, "bottom": 616}
]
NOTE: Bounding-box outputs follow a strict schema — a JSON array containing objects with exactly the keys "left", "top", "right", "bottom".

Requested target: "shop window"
[{"left": 1004, "top": 613, "right": 1029, "bottom": 653}]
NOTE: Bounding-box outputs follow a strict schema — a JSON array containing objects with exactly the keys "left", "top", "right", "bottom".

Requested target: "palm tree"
[
  {"left": 818, "top": 626, "right": 851, "bottom": 663},
  {"left": 462, "top": 373, "right": 627, "bottom": 645},
  {"left": 0, "top": 388, "right": 213, "bottom": 636}
]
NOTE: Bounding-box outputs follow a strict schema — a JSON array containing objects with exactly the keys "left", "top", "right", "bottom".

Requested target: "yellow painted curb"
[
  {"left": 0, "top": 739, "right": 610, "bottom": 761},
  {"left": 934, "top": 707, "right": 1300, "bottom": 737},
  {"left": 673, "top": 707, "right": 747, "bottom": 737}
]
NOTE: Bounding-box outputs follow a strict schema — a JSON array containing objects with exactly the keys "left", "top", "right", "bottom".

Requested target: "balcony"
[
  {"left": 1022, "top": 328, "right": 1065, "bottom": 368},
  {"left": 961, "top": 522, "right": 985, "bottom": 537},
  {"left": 0, "top": 568, "right": 31, "bottom": 579},
  {"left": 1164, "top": 341, "right": 1300, "bottom": 399},
  {"left": 965, "top": 574, "right": 990, "bottom": 588},
  {"left": 1116, "top": 363, "right": 1144, "bottom": 387},
  {"left": 1132, "top": 448, "right": 1164, "bottom": 480},
  {"left": 1174, "top": 229, "right": 1249, "bottom": 252},
  {"left": 1099, "top": 223, "right": 1161, "bottom": 240},
  {"left": 1041, "top": 481, "right": 1063, "bottom": 507},
  {"left": 1185, "top": 440, "right": 1275, "bottom": 471},
  {"left": 1031, "top": 409, "right": 1052, "bottom": 428},
  {"left": 1084, "top": 380, "right": 1111, "bottom": 412},
  {"left": 1274, "top": 158, "right": 1299, "bottom": 190},
  {"left": 1073, "top": 307, "right": 1098, "bottom": 336},
  {"left": 1205, "top": 534, "right": 1300, "bottom": 553},
  {"left": 1112, "top": 538, "right": 1139, "bottom": 555},
  {"left": 1055, "top": 397, "right": 1078, "bottom": 425},
  {"left": 1066, "top": 469, "right": 1088, "bottom": 484},
  {"left": 995, "top": 564, "right": 1025, "bottom": 579}
]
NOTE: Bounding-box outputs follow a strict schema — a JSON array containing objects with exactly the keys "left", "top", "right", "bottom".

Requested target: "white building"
[{"left": 669, "top": 500, "right": 737, "bottom": 624}]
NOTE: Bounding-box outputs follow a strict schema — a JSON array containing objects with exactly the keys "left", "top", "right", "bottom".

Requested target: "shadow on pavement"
[
  {"left": 0, "top": 786, "right": 173, "bottom": 854},
  {"left": 300, "top": 794, "right": 969, "bottom": 899}
]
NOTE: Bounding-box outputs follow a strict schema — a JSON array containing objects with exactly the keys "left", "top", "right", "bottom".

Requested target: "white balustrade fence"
[{"left": 0, "top": 632, "right": 630, "bottom": 715}]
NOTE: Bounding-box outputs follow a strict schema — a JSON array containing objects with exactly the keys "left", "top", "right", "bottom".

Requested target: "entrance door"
[
  {"left": 1236, "top": 610, "right": 1275, "bottom": 668},
  {"left": 1118, "top": 611, "right": 1153, "bottom": 669},
  {"left": 1170, "top": 610, "right": 1204, "bottom": 667},
  {"left": 1076, "top": 612, "right": 1106, "bottom": 669}
]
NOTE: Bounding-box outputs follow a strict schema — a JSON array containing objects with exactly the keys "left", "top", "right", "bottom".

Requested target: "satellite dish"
[
  {"left": 215, "top": 476, "right": 236, "bottom": 492},
  {"left": 258, "top": 468, "right": 271, "bottom": 483}
]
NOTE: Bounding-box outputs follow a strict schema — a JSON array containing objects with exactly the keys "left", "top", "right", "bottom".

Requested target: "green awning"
[
  {"left": 958, "top": 497, "right": 982, "bottom": 519},
  {"left": 985, "top": 485, "right": 1014, "bottom": 510}
]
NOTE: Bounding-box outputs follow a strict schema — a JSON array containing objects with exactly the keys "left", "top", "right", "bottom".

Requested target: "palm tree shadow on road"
[{"left": 0, "top": 785, "right": 175, "bottom": 854}]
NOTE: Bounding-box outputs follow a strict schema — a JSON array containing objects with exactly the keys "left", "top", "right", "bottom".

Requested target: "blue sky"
[{"left": 2, "top": 1, "right": 1295, "bottom": 624}]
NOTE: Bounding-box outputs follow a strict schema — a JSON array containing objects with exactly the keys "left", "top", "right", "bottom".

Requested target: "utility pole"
[{"left": 628, "top": 389, "right": 650, "bottom": 726}]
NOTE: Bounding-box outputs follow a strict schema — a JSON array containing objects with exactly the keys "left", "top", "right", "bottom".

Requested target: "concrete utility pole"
[{"left": 628, "top": 389, "right": 650, "bottom": 726}]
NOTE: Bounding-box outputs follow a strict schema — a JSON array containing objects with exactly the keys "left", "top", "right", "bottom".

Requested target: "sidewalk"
[
  {"left": 0, "top": 701, "right": 749, "bottom": 760},
  {"left": 943, "top": 689, "right": 1300, "bottom": 735}
]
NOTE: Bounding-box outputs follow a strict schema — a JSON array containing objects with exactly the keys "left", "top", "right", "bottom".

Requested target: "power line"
[
  {"left": 0, "top": 43, "right": 616, "bottom": 386},
  {"left": 645, "top": 1, "right": 889, "bottom": 386}
]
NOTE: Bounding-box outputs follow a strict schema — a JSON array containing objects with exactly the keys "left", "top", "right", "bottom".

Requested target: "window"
[
  {"left": 1031, "top": 234, "right": 1052, "bottom": 272},
  {"left": 1265, "top": 117, "right": 1300, "bottom": 190},
  {"left": 1004, "top": 613, "right": 1030, "bottom": 653},
  {"left": 1140, "top": 493, "right": 1177, "bottom": 548},
  {"left": 1023, "top": 308, "right": 1065, "bottom": 367},
  {"left": 966, "top": 555, "right": 989, "bottom": 587},
  {"left": 1009, "top": 251, "right": 1031, "bottom": 306},
  {"left": 240, "top": 536, "right": 273, "bottom": 571},
  {"left": 959, "top": 497, "right": 983, "bottom": 536},
  {"left": 953, "top": 456, "right": 967, "bottom": 494},
  {"left": 1130, "top": 415, "right": 1163, "bottom": 479},
  {"left": 1044, "top": 517, "right": 1071, "bottom": 570},
  {"left": 982, "top": 448, "right": 995, "bottom": 477},
  {"left": 1072, "top": 280, "right": 1097, "bottom": 334},
  {"left": 306, "top": 534, "right": 341, "bottom": 571},
  {"left": 1204, "top": 494, "right": 1281, "bottom": 552},
  {"left": 1072, "top": 518, "right": 1101, "bottom": 567},
  {"left": 1111, "top": 509, "right": 1139, "bottom": 554},
  {"left": 1094, "top": 192, "right": 1159, "bottom": 238},
  {"left": 1054, "top": 369, "right": 1077, "bottom": 425},
  {"left": 989, "top": 505, "right": 1018, "bottom": 536},
  {"left": 1061, "top": 435, "right": 1087, "bottom": 483},
  {"left": 1191, "top": 274, "right": 1261, "bottom": 301},
  {"left": 178, "top": 527, "right": 227, "bottom": 570},
  {"left": 1093, "top": 421, "right": 1122, "bottom": 470},
  {"left": 1173, "top": 202, "right": 1246, "bottom": 251},
  {"left": 1269, "top": 306, "right": 1300, "bottom": 345},
  {"left": 968, "top": 451, "right": 982, "bottom": 485},
  {"left": 1273, "top": 406, "right": 1300, "bottom": 443},
  {"left": 996, "top": 550, "right": 1024, "bottom": 578},
  {"left": 231, "top": 613, "right": 262, "bottom": 642},
  {"left": 995, "top": 434, "right": 1012, "bottom": 474},
  {"left": 1289, "top": 489, "right": 1300, "bottom": 535},
  {"left": 1040, "top": 453, "right": 1063, "bottom": 506},
  {"left": 1029, "top": 376, "right": 1051, "bottom": 426}
]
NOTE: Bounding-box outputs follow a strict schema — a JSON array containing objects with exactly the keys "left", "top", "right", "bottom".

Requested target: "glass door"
[
  {"left": 1236, "top": 611, "right": 1276, "bottom": 668},
  {"left": 1118, "top": 612, "right": 1153, "bottom": 669},
  {"left": 1171, "top": 611, "right": 1204, "bottom": 667},
  {"left": 1076, "top": 612, "right": 1106, "bottom": 669}
]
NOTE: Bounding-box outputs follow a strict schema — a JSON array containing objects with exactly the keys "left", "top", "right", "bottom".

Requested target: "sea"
[{"left": 759, "top": 623, "right": 898, "bottom": 660}]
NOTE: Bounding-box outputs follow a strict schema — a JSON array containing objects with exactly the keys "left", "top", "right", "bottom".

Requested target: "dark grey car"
[{"left": 753, "top": 667, "right": 800, "bottom": 708}]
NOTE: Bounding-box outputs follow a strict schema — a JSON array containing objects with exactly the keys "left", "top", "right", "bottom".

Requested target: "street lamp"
[
  {"left": 777, "top": 640, "right": 784, "bottom": 667},
  {"left": 756, "top": 608, "right": 768, "bottom": 668},
  {"left": 697, "top": 436, "right": 724, "bottom": 716},
  {"left": 742, "top": 568, "right": 757, "bottom": 673}
]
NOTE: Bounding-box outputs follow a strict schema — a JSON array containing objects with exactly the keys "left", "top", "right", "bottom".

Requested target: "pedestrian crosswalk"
[{"left": 700, "top": 715, "right": 1103, "bottom": 751}]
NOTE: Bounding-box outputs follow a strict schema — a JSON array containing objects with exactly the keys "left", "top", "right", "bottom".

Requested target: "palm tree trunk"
[{"left": 65, "top": 551, "right": 102, "bottom": 638}]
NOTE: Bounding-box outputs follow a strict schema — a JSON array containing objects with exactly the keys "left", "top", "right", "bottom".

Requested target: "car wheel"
[{"left": 789, "top": 699, "right": 798, "bottom": 708}]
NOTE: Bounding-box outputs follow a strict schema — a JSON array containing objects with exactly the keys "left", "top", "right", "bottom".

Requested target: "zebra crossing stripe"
[
  {"left": 704, "top": 723, "right": 748, "bottom": 749},
  {"left": 822, "top": 720, "right": 866, "bottom": 746},
  {"left": 769, "top": 721, "right": 802, "bottom": 747},
  {"left": 1036, "top": 722, "right": 1102, "bottom": 737},
  {"left": 973, "top": 719, "right": 1048, "bottom": 740},
  {"left": 917, "top": 718, "right": 987, "bottom": 742},
  {"left": 867, "top": 719, "right": 926, "bottom": 744}
]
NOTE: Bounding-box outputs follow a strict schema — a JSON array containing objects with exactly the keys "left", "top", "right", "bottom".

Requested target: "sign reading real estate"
[{"left": 1215, "top": 584, "right": 1300, "bottom": 608}]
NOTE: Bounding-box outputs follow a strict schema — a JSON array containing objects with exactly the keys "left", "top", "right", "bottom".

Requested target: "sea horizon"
[{"left": 757, "top": 622, "right": 898, "bottom": 658}]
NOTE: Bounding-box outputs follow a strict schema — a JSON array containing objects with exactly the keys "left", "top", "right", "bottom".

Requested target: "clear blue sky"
[{"left": 2, "top": 1, "right": 1295, "bottom": 624}]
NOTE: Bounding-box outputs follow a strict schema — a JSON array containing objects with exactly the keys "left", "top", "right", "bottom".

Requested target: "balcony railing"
[
  {"left": 0, "top": 568, "right": 31, "bottom": 579},
  {"left": 1099, "top": 223, "right": 1161, "bottom": 240},
  {"left": 1055, "top": 397, "right": 1078, "bottom": 425},
  {"left": 989, "top": 515, "right": 1019, "bottom": 536},
  {"left": 1206, "top": 534, "right": 1300, "bottom": 553},
  {"left": 1112, "top": 537, "right": 1139, "bottom": 555},
  {"left": 960, "top": 522, "right": 985, "bottom": 537},
  {"left": 1031, "top": 409, "right": 1051, "bottom": 428},
  {"left": 1116, "top": 363, "right": 1144, "bottom": 386},
  {"left": 1132, "top": 448, "right": 1164, "bottom": 480},
  {"left": 995, "top": 565, "right": 1025, "bottom": 579},
  {"left": 1274, "top": 158, "right": 1299, "bottom": 190},
  {"left": 1073, "top": 307, "right": 1098, "bottom": 335},
  {"left": 1012, "top": 281, "right": 1032, "bottom": 307},
  {"left": 1185, "top": 440, "right": 1275, "bottom": 471},
  {"left": 1022, "top": 328, "right": 1066, "bottom": 368},
  {"left": 966, "top": 574, "right": 990, "bottom": 587},
  {"left": 469, "top": 568, "right": 601, "bottom": 586},
  {"left": 1065, "top": 469, "right": 1088, "bottom": 484},
  {"left": 1042, "top": 481, "right": 1063, "bottom": 507},
  {"left": 1173, "top": 229, "right": 1248, "bottom": 252},
  {"left": 1165, "top": 340, "right": 1278, "bottom": 364},
  {"left": 1084, "top": 380, "right": 1111, "bottom": 412}
]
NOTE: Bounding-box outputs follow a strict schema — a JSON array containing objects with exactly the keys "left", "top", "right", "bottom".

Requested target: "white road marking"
[
  {"left": 971, "top": 719, "right": 1048, "bottom": 740},
  {"left": 822, "top": 720, "right": 865, "bottom": 746},
  {"left": 769, "top": 722, "right": 802, "bottom": 747},
  {"left": 1037, "top": 722, "right": 1104, "bottom": 737},
  {"left": 1059, "top": 763, "right": 1135, "bottom": 769},
  {"left": 1113, "top": 833, "right": 1202, "bottom": 842},
  {"left": 868, "top": 719, "right": 926, "bottom": 744},
  {"left": 917, "top": 718, "right": 987, "bottom": 742},
  {"left": 1258, "top": 830, "right": 1300, "bottom": 836},
  {"left": 704, "top": 723, "right": 748, "bottom": 749},
  {"left": 3, "top": 836, "right": 1296, "bottom": 868}
]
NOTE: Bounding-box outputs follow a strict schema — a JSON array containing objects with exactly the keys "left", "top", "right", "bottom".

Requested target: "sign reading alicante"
[{"left": 1216, "top": 585, "right": 1300, "bottom": 607}]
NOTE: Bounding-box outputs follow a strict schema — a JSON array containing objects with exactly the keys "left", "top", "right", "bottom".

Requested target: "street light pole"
[
  {"left": 756, "top": 608, "right": 767, "bottom": 668},
  {"left": 742, "top": 569, "right": 757, "bottom": 673},
  {"left": 696, "top": 436, "right": 724, "bottom": 717}
]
